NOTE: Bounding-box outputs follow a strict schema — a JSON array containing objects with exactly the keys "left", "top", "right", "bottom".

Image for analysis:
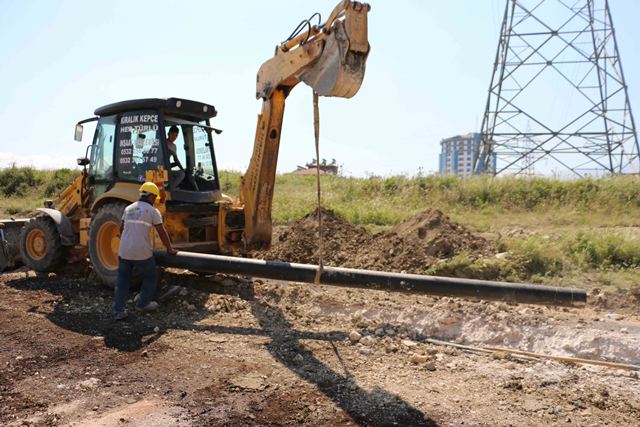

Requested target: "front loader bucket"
[
  {"left": 300, "top": 2, "right": 370, "bottom": 98},
  {"left": 0, "top": 219, "right": 27, "bottom": 272}
]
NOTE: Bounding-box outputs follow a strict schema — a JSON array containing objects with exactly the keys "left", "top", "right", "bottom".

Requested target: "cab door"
[{"left": 89, "top": 114, "right": 117, "bottom": 201}]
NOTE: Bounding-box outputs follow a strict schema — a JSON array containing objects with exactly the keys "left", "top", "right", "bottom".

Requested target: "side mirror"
[{"left": 74, "top": 124, "right": 84, "bottom": 142}]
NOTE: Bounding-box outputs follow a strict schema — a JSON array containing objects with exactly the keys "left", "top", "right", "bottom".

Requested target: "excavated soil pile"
[
  {"left": 260, "top": 208, "right": 493, "bottom": 274},
  {"left": 260, "top": 208, "right": 372, "bottom": 266},
  {"left": 347, "top": 209, "right": 493, "bottom": 273}
]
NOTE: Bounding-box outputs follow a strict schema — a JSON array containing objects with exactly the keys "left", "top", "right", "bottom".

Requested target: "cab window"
[
  {"left": 194, "top": 125, "right": 214, "bottom": 176},
  {"left": 164, "top": 124, "right": 187, "bottom": 170},
  {"left": 90, "top": 115, "right": 116, "bottom": 180},
  {"left": 116, "top": 111, "right": 164, "bottom": 182}
]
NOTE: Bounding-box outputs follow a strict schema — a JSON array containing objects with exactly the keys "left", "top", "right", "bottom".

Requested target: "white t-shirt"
[
  {"left": 118, "top": 201, "right": 163, "bottom": 260},
  {"left": 167, "top": 142, "right": 182, "bottom": 168},
  {"left": 167, "top": 141, "right": 178, "bottom": 157}
]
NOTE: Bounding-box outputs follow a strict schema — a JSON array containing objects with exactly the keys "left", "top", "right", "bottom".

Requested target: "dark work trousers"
[{"left": 112, "top": 256, "right": 157, "bottom": 316}]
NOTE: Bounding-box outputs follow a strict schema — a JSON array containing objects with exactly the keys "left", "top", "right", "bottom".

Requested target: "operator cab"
[{"left": 75, "top": 97, "right": 224, "bottom": 204}]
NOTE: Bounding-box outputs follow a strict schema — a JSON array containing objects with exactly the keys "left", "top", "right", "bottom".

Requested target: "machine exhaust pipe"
[{"left": 154, "top": 250, "right": 587, "bottom": 307}]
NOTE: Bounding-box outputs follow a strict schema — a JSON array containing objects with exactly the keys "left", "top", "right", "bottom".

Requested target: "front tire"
[
  {"left": 19, "top": 216, "right": 66, "bottom": 272},
  {"left": 89, "top": 203, "right": 126, "bottom": 287}
]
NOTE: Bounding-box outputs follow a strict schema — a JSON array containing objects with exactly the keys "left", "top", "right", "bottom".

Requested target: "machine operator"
[{"left": 166, "top": 126, "right": 186, "bottom": 191}]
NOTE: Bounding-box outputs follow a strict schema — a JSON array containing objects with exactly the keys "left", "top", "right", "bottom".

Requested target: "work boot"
[
  {"left": 113, "top": 310, "right": 128, "bottom": 321},
  {"left": 136, "top": 301, "right": 159, "bottom": 312}
]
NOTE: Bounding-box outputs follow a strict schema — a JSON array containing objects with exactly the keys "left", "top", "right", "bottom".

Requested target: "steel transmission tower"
[{"left": 475, "top": 0, "right": 639, "bottom": 177}]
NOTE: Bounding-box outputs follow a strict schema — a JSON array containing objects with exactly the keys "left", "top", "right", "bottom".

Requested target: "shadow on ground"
[{"left": 2, "top": 269, "right": 437, "bottom": 426}]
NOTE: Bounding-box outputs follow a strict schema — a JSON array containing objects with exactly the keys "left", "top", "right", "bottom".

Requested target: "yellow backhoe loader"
[{"left": 0, "top": 1, "right": 371, "bottom": 286}]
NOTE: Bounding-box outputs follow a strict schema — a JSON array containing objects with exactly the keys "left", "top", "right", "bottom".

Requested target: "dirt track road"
[{"left": 1, "top": 267, "right": 639, "bottom": 426}]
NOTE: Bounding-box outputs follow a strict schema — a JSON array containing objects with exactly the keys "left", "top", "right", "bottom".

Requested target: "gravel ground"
[{"left": 1, "top": 267, "right": 638, "bottom": 426}]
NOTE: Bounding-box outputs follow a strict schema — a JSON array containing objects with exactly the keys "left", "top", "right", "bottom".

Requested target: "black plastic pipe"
[{"left": 154, "top": 250, "right": 587, "bottom": 307}]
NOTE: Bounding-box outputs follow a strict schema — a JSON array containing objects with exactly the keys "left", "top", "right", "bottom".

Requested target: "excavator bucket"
[
  {"left": 300, "top": 2, "right": 370, "bottom": 98},
  {"left": 255, "top": 1, "right": 370, "bottom": 100}
]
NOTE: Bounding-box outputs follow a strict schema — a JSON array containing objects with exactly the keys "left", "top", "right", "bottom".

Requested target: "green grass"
[
  {"left": 566, "top": 231, "right": 640, "bottom": 269},
  {"left": 266, "top": 173, "right": 640, "bottom": 228},
  {"left": 425, "top": 231, "right": 640, "bottom": 287},
  {"left": 3, "top": 166, "right": 640, "bottom": 290}
]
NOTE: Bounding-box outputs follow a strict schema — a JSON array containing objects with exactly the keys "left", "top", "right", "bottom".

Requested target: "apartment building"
[{"left": 439, "top": 133, "right": 496, "bottom": 177}]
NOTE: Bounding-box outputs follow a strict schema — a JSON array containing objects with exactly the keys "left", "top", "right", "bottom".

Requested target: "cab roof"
[{"left": 94, "top": 98, "right": 217, "bottom": 120}]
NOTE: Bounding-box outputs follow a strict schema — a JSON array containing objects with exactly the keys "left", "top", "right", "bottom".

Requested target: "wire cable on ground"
[{"left": 424, "top": 338, "right": 640, "bottom": 372}]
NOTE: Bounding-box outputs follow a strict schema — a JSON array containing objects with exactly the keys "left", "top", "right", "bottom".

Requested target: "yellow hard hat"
[{"left": 139, "top": 182, "right": 160, "bottom": 197}]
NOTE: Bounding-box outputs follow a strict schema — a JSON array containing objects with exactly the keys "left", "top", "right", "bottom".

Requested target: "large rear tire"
[
  {"left": 89, "top": 203, "right": 126, "bottom": 288},
  {"left": 19, "top": 216, "right": 67, "bottom": 272}
]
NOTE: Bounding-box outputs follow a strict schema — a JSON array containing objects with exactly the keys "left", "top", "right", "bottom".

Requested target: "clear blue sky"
[{"left": 0, "top": 0, "right": 638, "bottom": 176}]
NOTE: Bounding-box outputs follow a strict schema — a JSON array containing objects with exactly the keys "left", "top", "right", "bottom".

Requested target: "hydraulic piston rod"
[{"left": 154, "top": 250, "right": 586, "bottom": 307}]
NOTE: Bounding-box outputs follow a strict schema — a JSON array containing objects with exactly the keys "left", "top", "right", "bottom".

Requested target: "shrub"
[
  {"left": 0, "top": 166, "right": 43, "bottom": 197},
  {"left": 506, "top": 237, "right": 565, "bottom": 278},
  {"left": 566, "top": 231, "right": 640, "bottom": 269},
  {"left": 43, "top": 169, "right": 78, "bottom": 197}
]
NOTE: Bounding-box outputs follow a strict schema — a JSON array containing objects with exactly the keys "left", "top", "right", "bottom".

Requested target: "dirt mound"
[
  {"left": 391, "top": 209, "right": 489, "bottom": 256},
  {"left": 260, "top": 208, "right": 493, "bottom": 274},
  {"left": 260, "top": 208, "right": 371, "bottom": 266},
  {"left": 348, "top": 209, "right": 492, "bottom": 273}
]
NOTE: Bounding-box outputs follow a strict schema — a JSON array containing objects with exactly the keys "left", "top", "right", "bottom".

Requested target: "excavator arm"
[{"left": 239, "top": 0, "right": 370, "bottom": 249}]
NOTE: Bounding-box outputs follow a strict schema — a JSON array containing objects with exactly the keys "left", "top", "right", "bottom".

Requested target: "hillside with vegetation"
[{"left": 2, "top": 166, "right": 639, "bottom": 291}]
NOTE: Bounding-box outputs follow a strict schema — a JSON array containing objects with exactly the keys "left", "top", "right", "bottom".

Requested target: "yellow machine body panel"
[
  {"left": 79, "top": 218, "right": 91, "bottom": 247},
  {"left": 91, "top": 182, "right": 140, "bottom": 213}
]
